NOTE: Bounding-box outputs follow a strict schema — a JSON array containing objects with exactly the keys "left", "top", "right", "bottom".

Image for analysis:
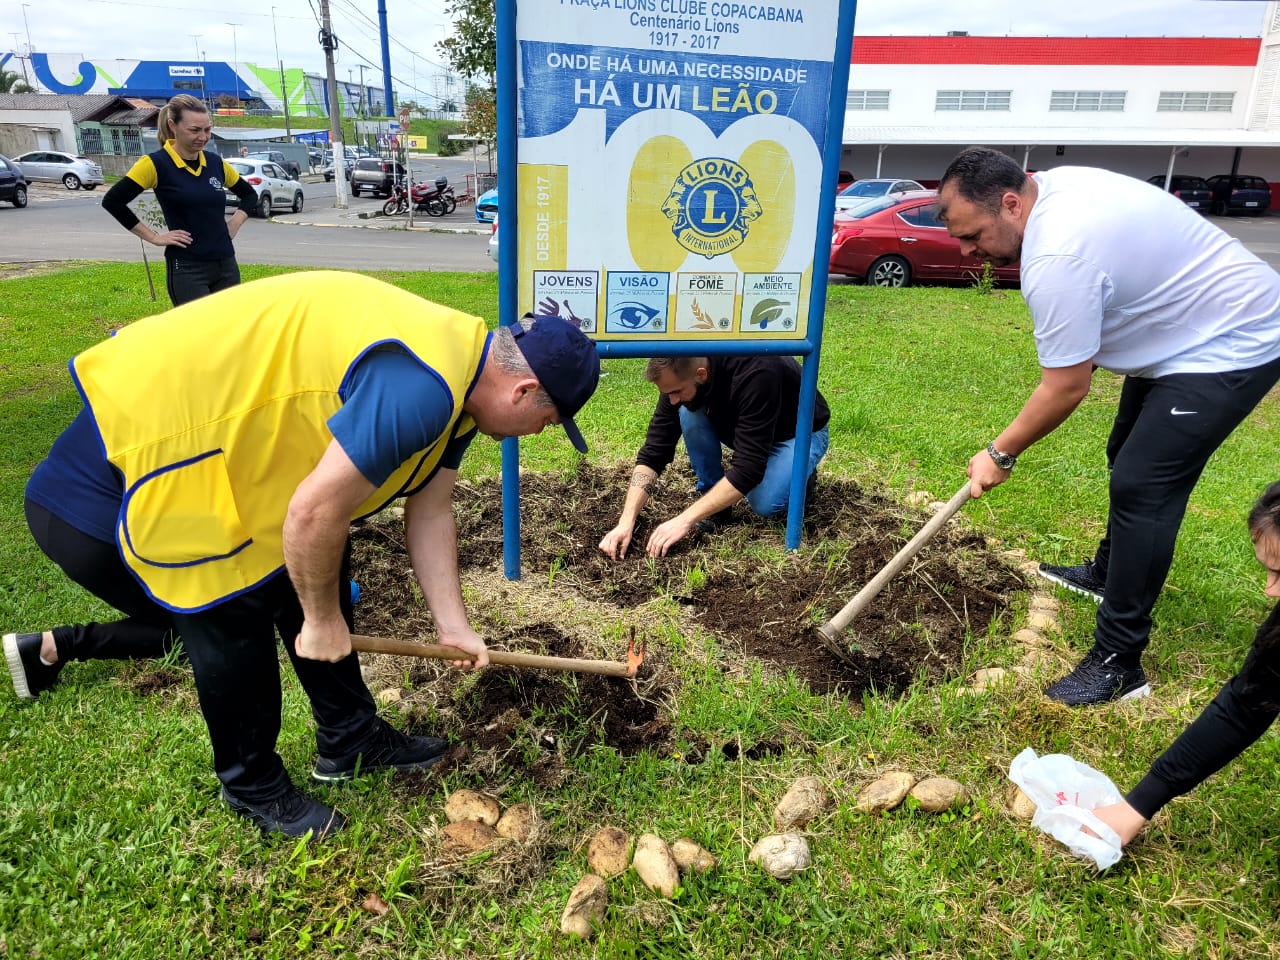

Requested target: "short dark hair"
[
  {"left": 939, "top": 147, "right": 1029, "bottom": 213},
  {"left": 644, "top": 356, "right": 706, "bottom": 384}
]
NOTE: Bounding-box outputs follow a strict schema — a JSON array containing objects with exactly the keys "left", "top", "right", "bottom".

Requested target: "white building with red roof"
[{"left": 840, "top": 14, "right": 1280, "bottom": 195}]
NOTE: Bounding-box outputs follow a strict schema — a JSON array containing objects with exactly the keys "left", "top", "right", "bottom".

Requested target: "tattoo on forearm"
[{"left": 629, "top": 472, "right": 656, "bottom": 493}]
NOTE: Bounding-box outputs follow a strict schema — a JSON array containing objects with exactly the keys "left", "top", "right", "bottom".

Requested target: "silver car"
[
  {"left": 224, "top": 158, "right": 304, "bottom": 217},
  {"left": 12, "top": 150, "right": 105, "bottom": 190}
]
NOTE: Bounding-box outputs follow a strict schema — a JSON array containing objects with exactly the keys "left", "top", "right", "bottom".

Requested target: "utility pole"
[
  {"left": 318, "top": 0, "right": 347, "bottom": 208},
  {"left": 358, "top": 64, "right": 366, "bottom": 118},
  {"left": 190, "top": 34, "right": 206, "bottom": 104},
  {"left": 270, "top": 7, "right": 292, "bottom": 136},
  {"left": 19, "top": 4, "right": 33, "bottom": 85},
  {"left": 225, "top": 22, "right": 241, "bottom": 105},
  {"left": 377, "top": 0, "right": 394, "bottom": 116},
  {"left": 9, "top": 33, "right": 30, "bottom": 86}
]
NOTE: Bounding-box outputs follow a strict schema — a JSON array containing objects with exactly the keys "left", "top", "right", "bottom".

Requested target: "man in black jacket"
[{"left": 598, "top": 355, "right": 829, "bottom": 558}]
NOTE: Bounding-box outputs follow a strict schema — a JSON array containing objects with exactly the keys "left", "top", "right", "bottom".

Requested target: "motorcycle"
[
  {"left": 381, "top": 176, "right": 457, "bottom": 218},
  {"left": 382, "top": 180, "right": 410, "bottom": 216},
  {"left": 410, "top": 176, "right": 456, "bottom": 216}
]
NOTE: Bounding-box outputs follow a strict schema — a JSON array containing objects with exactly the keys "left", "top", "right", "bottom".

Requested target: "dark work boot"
[
  {"left": 311, "top": 716, "right": 449, "bottom": 783},
  {"left": 222, "top": 783, "right": 347, "bottom": 840}
]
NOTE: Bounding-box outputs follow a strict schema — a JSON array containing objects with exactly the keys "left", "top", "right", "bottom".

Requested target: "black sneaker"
[
  {"left": 222, "top": 784, "right": 347, "bottom": 840},
  {"left": 693, "top": 507, "right": 735, "bottom": 537},
  {"left": 311, "top": 717, "right": 449, "bottom": 783},
  {"left": 4, "top": 632, "right": 65, "bottom": 700},
  {"left": 1036, "top": 559, "right": 1106, "bottom": 603},
  {"left": 1044, "top": 650, "right": 1151, "bottom": 706}
]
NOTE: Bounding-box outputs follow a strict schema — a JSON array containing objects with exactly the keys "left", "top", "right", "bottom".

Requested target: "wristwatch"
[{"left": 987, "top": 441, "right": 1018, "bottom": 471}]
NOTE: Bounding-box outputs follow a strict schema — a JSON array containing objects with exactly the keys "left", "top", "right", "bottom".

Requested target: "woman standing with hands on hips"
[{"left": 103, "top": 94, "right": 259, "bottom": 306}]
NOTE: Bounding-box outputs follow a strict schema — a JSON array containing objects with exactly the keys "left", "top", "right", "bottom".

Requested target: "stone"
[
  {"left": 1006, "top": 785, "right": 1037, "bottom": 820},
  {"left": 670, "top": 838, "right": 717, "bottom": 874},
  {"left": 587, "top": 826, "right": 632, "bottom": 878},
  {"left": 631, "top": 834, "right": 680, "bottom": 898},
  {"left": 440, "top": 820, "right": 496, "bottom": 856},
  {"left": 910, "top": 777, "right": 969, "bottom": 812},
  {"left": 1025, "top": 612, "right": 1060, "bottom": 633},
  {"left": 773, "top": 776, "right": 829, "bottom": 831},
  {"left": 749, "top": 833, "right": 812, "bottom": 879},
  {"left": 443, "top": 789, "right": 501, "bottom": 827},
  {"left": 856, "top": 771, "right": 917, "bottom": 814},
  {"left": 970, "top": 667, "right": 1012, "bottom": 691},
  {"left": 560, "top": 874, "right": 607, "bottom": 939}
]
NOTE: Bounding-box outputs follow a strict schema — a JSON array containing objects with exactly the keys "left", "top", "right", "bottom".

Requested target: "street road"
[
  {"left": 0, "top": 158, "right": 495, "bottom": 273},
  {"left": 1, "top": 172, "right": 1277, "bottom": 273}
]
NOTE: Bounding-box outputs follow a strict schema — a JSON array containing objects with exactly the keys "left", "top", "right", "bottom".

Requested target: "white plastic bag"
[{"left": 1007, "top": 747, "right": 1124, "bottom": 869}]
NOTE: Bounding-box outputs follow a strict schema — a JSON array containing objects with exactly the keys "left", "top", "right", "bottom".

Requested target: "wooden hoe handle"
[
  {"left": 349, "top": 634, "right": 639, "bottom": 678},
  {"left": 816, "top": 482, "right": 973, "bottom": 645}
]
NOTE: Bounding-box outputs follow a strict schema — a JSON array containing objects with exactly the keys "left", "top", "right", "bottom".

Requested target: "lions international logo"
[{"left": 661, "top": 157, "right": 763, "bottom": 259}]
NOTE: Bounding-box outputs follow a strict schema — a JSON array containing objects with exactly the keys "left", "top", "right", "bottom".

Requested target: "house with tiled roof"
[{"left": 0, "top": 92, "right": 158, "bottom": 173}]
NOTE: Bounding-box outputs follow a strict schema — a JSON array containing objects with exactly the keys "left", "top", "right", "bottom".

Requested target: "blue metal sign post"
[{"left": 498, "top": 0, "right": 858, "bottom": 577}]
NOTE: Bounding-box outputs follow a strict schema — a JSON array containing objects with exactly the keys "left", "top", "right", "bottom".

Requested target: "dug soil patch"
[{"left": 351, "top": 462, "right": 1024, "bottom": 770}]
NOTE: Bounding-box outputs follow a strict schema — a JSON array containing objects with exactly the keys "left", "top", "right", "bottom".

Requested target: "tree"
[
  {"left": 437, "top": 0, "right": 496, "bottom": 81},
  {"left": 462, "top": 82, "right": 496, "bottom": 155},
  {"left": 437, "top": 0, "right": 496, "bottom": 144},
  {"left": 0, "top": 68, "right": 36, "bottom": 94}
]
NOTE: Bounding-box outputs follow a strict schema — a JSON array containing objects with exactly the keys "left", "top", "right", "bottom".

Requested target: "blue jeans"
[{"left": 677, "top": 406, "right": 830, "bottom": 518}]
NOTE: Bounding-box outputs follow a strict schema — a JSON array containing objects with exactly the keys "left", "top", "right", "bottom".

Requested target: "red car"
[{"left": 829, "top": 190, "right": 1020, "bottom": 287}]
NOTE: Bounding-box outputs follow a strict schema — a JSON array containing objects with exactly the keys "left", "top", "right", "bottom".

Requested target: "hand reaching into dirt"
[
  {"left": 599, "top": 522, "right": 635, "bottom": 559},
  {"left": 646, "top": 516, "right": 694, "bottom": 557},
  {"left": 438, "top": 625, "right": 490, "bottom": 670},
  {"left": 295, "top": 617, "right": 353, "bottom": 662}
]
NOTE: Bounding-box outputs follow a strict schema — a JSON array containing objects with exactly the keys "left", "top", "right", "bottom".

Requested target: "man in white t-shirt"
[{"left": 936, "top": 146, "right": 1280, "bottom": 707}]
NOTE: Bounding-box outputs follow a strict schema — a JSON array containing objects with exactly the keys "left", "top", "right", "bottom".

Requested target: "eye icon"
[{"left": 610, "top": 301, "right": 662, "bottom": 330}]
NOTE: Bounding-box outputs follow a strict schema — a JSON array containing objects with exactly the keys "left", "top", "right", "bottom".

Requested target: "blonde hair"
[{"left": 156, "top": 94, "right": 209, "bottom": 144}]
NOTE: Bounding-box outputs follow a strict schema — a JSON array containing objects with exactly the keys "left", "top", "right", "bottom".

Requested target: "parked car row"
[
  {"left": 244, "top": 150, "right": 301, "bottom": 180},
  {"left": 10, "top": 150, "right": 104, "bottom": 190},
  {"left": 223, "top": 158, "right": 304, "bottom": 217},
  {"left": 1147, "top": 173, "right": 1271, "bottom": 215},
  {"left": 0, "top": 153, "right": 28, "bottom": 207},
  {"left": 352, "top": 157, "right": 408, "bottom": 198},
  {"left": 829, "top": 190, "right": 1020, "bottom": 288},
  {"left": 834, "top": 178, "right": 925, "bottom": 210}
]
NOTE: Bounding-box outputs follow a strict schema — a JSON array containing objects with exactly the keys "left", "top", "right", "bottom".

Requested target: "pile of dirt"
[{"left": 350, "top": 462, "right": 1023, "bottom": 768}]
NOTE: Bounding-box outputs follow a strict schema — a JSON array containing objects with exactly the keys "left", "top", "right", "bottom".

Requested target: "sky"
[{"left": 1, "top": 0, "right": 1272, "bottom": 107}]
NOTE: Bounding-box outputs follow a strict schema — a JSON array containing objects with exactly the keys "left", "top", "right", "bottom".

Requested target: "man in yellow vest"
[{"left": 6, "top": 271, "right": 600, "bottom": 840}]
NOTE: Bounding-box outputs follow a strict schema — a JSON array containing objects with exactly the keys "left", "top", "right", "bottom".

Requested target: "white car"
[
  {"left": 12, "top": 150, "right": 104, "bottom": 190},
  {"left": 224, "top": 158, "right": 304, "bottom": 217},
  {"left": 488, "top": 213, "right": 499, "bottom": 262}
]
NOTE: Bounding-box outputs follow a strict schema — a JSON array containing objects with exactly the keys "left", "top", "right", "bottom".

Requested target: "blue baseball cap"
[{"left": 512, "top": 314, "right": 600, "bottom": 453}]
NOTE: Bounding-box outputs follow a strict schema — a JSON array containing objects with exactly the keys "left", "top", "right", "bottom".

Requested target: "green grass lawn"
[{"left": 1, "top": 263, "right": 1278, "bottom": 958}]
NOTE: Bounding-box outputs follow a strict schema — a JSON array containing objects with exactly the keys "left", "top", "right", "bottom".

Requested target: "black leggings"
[
  {"left": 165, "top": 256, "right": 240, "bottom": 307},
  {"left": 25, "top": 497, "right": 377, "bottom": 800},
  {"left": 25, "top": 498, "right": 177, "bottom": 663}
]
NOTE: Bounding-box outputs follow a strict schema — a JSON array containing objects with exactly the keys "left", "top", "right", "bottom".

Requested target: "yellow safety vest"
[{"left": 72, "top": 271, "right": 489, "bottom": 612}]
